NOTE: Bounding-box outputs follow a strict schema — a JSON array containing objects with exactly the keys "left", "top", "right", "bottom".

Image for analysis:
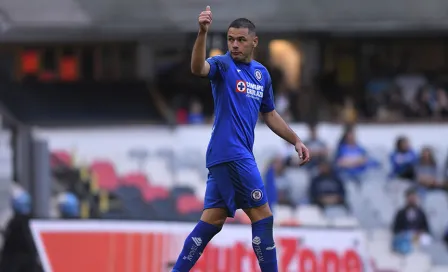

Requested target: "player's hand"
[
  {"left": 295, "top": 141, "right": 311, "bottom": 166},
  {"left": 198, "top": 6, "right": 212, "bottom": 33}
]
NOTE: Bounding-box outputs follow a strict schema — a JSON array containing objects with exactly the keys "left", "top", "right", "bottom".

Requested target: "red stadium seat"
[
  {"left": 176, "top": 195, "right": 203, "bottom": 215},
  {"left": 121, "top": 173, "right": 148, "bottom": 188},
  {"left": 142, "top": 186, "right": 169, "bottom": 202},
  {"left": 279, "top": 219, "right": 300, "bottom": 227},
  {"left": 90, "top": 161, "right": 118, "bottom": 191},
  {"left": 51, "top": 150, "right": 72, "bottom": 167},
  {"left": 151, "top": 186, "right": 169, "bottom": 199}
]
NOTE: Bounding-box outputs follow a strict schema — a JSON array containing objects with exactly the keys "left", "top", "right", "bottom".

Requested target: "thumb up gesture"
[{"left": 198, "top": 6, "right": 212, "bottom": 32}]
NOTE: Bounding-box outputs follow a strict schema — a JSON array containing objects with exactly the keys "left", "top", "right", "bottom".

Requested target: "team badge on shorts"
[
  {"left": 254, "top": 69, "right": 262, "bottom": 81},
  {"left": 251, "top": 189, "right": 263, "bottom": 201}
]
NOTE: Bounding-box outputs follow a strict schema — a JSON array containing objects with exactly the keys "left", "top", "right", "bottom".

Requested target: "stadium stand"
[
  {"left": 0, "top": 82, "right": 164, "bottom": 125},
  {"left": 47, "top": 133, "right": 448, "bottom": 271}
]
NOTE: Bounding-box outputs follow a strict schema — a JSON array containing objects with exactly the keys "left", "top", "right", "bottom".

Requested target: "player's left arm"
[
  {"left": 262, "top": 110, "right": 310, "bottom": 165},
  {"left": 260, "top": 74, "right": 311, "bottom": 165}
]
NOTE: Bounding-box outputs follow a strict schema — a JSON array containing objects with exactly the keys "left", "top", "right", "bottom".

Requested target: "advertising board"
[{"left": 30, "top": 220, "right": 372, "bottom": 272}]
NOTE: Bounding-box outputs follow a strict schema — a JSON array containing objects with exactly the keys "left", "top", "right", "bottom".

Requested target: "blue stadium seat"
[
  {"left": 148, "top": 198, "right": 177, "bottom": 221},
  {"left": 171, "top": 186, "right": 195, "bottom": 200},
  {"left": 115, "top": 185, "right": 142, "bottom": 201}
]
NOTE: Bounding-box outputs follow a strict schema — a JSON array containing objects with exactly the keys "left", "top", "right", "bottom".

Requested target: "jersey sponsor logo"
[
  {"left": 251, "top": 189, "right": 263, "bottom": 201},
  {"left": 246, "top": 85, "right": 264, "bottom": 100},
  {"left": 236, "top": 80, "right": 264, "bottom": 100},
  {"left": 236, "top": 80, "right": 247, "bottom": 93},
  {"left": 246, "top": 82, "right": 264, "bottom": 91},
  {"left": 254, "top": 69, "right": 262, "bottom": 81}
]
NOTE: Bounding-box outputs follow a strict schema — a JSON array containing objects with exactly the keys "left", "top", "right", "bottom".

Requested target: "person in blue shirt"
[
  {"left": 335, "top": 126, "right": 371, "bottom": 184},
  {"left": 264, "top": 158, "right": 280, "bottom": 211},
  {"left": 172, "top": 6, "right": 311, "bottom": 272},
  {"left": 389, "top": 136, "right": 417, "bottom": 180},
  {"left": 187, "top": 99, "right": 205, "bottom": 124},
  {"left": 264, "top": 156, "right": 290, "bottom": 211}
]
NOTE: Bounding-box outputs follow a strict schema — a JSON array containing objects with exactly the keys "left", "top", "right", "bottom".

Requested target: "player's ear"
[{"left": 253, "top": 36, "right": 258, "bottom": 48}]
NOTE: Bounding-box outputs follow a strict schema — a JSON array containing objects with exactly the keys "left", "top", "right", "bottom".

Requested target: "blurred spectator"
[
  {"left": 335, "top": 126, "right": 372, "bottom": 184},
  {"left": 264, "top": 156, "right": 296, "bottom": 209},
  {"left": 389, "top": 136, "right": 417, "bottom": 181},
  {"left": 308, "top": 161, "right": 347, "bottom": 211},
  {"left": 410, "top": 86, "right": 448, "bottom": 119},
  {"left": 365, "top": 74, "right": 392, "bottom": 100},
  {"left": 11, "top": 184, "right": 31, "bottom": 216},
  {"left": 384, "top": 86, "right": 406, "bottom": 120},
  {"left": 415, "top": 147, "right": 438, "bottom": 190},
  {"left": 264, "top": 156, "right": 287, "bottom": 211},
  {"left": 303, "top": 123, "right": 328, "bottom": 173},
  {"left": 434, "top": 88, "right": 448, "bottom": 118},
  {"left": 0, "top": 185, "right": 41, "bottom": 272},
  {"left": 57, "top": 192, "right": 80, "bottom": 219},
  {"left": 443, "top": 151, "right": 448, "bottom": 187},
  {"left": 340, "top": 97, "right": 357, "bottom": 124},
  {"left": 364, "top": 73, "right": 392, "bottom": 118},
  {"left": 188, "top": 99, "right": 205, "bottom": 124},
  {"left": 394, "top": 68, "right": 427, "bottom": 107},
  {"left": 444, "top": 228, "right": 448, "bottom": 249},
  {"left": 411, "top": 86, "right": 434, "bottom": 118},
  {"left": 392, "top": 187, "right": 431, "bottom": 254},
  {"left": 176, "top": 108, "right": 188, "bottom": 125}
]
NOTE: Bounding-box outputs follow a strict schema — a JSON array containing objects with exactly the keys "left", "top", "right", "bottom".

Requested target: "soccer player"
[{"left": 172, "top": 6, "right": 311, "bottom": 272}]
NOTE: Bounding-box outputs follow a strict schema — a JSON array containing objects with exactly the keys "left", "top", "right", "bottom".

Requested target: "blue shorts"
[{"left": 203, "top": 158, "right": 268, "bottom": 217}]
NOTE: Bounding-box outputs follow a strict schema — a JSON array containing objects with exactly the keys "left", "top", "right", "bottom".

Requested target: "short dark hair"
[
  {"left": 228, "top": 18, "right": 256, "bottom": 34},
  {"left": 395, "top": 136, "right": 407, "bottom": 151}
]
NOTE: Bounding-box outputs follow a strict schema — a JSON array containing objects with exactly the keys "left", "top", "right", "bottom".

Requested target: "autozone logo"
[
  {"left": 194, "top": 237, "right": 363, "bottom": 272},
  {"left": 30, "top": 221, "right": 372, "bottom": 272}
]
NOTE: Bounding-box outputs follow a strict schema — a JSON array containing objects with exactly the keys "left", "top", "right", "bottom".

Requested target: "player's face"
[{"left": 227, "top": 27, "right": 258, "bottom": 63}]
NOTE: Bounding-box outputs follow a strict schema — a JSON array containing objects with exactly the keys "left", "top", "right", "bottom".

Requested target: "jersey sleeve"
[
  {"left": 260, "top": 73, "right": 275, "bottom": 113},
  {"left": 206, "top": 56, "right": 224, "bottom": 80}
]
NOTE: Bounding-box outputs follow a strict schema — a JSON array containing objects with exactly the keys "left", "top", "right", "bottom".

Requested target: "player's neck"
[
  {"left": 227, "top": 51, "right": 252, "bottom": 64},
  {"left": 236, "top": 57, "right": 252, "bottom": 64}
]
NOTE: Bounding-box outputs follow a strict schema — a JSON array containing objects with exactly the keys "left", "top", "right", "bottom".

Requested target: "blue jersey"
[{"left": 205, "top": 52, "right": 275, "bottom": 168}]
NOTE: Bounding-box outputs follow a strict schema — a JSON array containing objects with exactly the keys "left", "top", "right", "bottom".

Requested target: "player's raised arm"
[{"left": 191, "top": 6, "right": 213, "bottom": 77}]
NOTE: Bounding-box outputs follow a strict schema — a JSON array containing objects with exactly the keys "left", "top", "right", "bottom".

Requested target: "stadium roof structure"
[{"left": 2, "top": 0, "right": 448, "bottom": 41}]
